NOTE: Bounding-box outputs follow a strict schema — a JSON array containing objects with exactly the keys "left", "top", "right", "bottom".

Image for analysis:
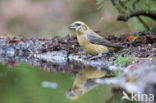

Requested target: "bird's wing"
[{"left": 87, "top": 33, "right": 122, "bottom": 49}]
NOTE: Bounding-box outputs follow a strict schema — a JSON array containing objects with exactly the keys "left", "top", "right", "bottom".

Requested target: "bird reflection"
[{"left": 65, "top": 66, "right": 112, "bottom": 99}]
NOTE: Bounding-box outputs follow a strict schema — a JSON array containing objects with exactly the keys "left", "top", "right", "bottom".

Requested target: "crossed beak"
[{"left": 68, "top": 23, "right": 76, "bottom": 30}]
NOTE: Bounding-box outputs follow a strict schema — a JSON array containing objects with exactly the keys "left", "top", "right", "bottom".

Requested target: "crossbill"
[{"left": 69, "top": 21, "right": 122, "bottom": 55}]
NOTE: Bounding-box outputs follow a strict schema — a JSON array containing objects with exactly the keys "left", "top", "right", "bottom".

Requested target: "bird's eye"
[{"left": 75, "top": 23, "right": 81, "bottom": 26}]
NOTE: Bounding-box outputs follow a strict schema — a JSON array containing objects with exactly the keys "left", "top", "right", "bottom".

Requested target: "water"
[{"left": 0, "top": 63, "right": 130, "bottom": 103}]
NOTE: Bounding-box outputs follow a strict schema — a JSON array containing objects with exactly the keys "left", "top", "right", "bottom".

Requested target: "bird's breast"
[{"left": 77, "top": 35, "right": 89, "bottom": 46}]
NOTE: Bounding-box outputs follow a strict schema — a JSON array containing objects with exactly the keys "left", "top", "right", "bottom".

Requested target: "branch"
[
  {"left": 111, "top": 0, "right": 125, "bottom": 13},
  {"left": 116, "top": 10, "right": 156, "bottom": 21},
  {"left": 132, "top": 0, "right": 150, "bottom": 30},
  {"left": 137, "top": 17, "right": 150, "bottom": 30}
]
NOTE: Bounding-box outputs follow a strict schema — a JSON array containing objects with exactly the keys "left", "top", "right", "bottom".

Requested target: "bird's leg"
[
  {"left": 72, "top": 51, "right": 88, "bottom": 56},
  {"left": 88, "top": 52, "right": 113, "bottom": 60},
  {"left": 87, "top": 53, "right": 104, "bottom": 60}
]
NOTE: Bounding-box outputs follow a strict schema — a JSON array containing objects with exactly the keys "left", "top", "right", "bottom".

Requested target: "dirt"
[
  {"left": 3, "top": 30, "right": 156, "bottom": 57},
  {"left": 0, "top": 30, "right": 156, "bottom": 73}
]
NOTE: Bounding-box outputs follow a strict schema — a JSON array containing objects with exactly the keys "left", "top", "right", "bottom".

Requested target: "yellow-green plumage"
[
  {"left": 77, "top": 34, "right": 109, "bottom": 55},
  {"left": 69, "top": 21, "right": 122, "bottom": 55}
]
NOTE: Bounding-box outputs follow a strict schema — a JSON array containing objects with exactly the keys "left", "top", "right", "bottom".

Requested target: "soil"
[{"left": 0, "top": 30, "right": 156, "bottom": 73}]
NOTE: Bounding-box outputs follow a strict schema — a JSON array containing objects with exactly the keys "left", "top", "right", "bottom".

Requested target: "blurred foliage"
[
  {"left": 97, "top": 0, "right": 156, "bottom": 12},
  {"left": 97, "top": 0, "right": 156, "bottom": 31}
]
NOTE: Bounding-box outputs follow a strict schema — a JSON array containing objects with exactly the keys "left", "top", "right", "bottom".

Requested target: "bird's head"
[{"left": 69, "top": 21, "right": 90, "bottom": 35}]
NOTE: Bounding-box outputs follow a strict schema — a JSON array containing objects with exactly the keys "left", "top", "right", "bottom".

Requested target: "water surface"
[{"left": 0, "top": 63, "right": 132, "bottom": 103}]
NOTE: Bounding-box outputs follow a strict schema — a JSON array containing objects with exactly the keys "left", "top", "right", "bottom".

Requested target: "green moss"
[{"left": 113, "top": 55, "right": 134, "bottom": 67}]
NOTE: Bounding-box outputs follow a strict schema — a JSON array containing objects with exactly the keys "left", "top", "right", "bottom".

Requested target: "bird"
[{"left": 68, "top": 21, "right": 122, "bottom": 55}]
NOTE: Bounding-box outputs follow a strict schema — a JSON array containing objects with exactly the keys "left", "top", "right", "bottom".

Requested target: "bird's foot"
[
  {"left": 88, "top": 55, "right": 101, "bottom": 60},
  {"left": 88, "top": 53, "right": 111, "bottom": 60}
]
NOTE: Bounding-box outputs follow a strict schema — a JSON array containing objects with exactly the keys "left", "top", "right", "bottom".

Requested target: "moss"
[{"left": 113, "top": 55, "right": 134, "bottom": 67}]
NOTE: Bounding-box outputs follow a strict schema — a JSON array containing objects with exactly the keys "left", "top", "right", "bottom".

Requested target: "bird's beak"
[{"left": 68, "top": 23, "right": 76, "bottom": 30}]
